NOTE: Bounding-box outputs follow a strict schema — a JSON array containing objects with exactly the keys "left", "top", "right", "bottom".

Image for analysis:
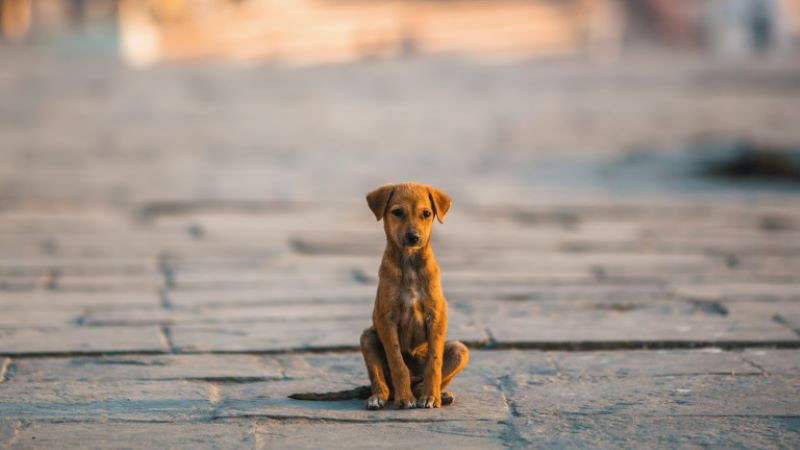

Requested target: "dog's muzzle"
[{"left": 405, "top": 231, "right": 420, "bottom": 246}]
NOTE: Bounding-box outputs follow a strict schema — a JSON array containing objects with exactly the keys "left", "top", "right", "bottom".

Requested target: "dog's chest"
[
  {"left": 397, "top": 280, "right": 428, "bottom": 350},
  {"left": 399, "top": 269, "right": 425, "bottom": 320}
]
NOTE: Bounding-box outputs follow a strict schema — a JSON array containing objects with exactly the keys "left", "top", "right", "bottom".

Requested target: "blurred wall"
[
  {"left": 1, "top": 0, "right": 799, "bottom": 65},
  {"left": 117, "top": 0, "right": 586, "bottom": 66}
]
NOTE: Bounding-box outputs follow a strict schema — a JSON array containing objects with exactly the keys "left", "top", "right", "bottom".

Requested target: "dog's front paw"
[
  {"left": 393, "top": 394, "right": 417, "bottom": 409},
  {"left": 417, "top": 394, "right": 441, "bottom": 409},
  {"left": 366, "top": 394, "right": 386, "bottom": 410}
]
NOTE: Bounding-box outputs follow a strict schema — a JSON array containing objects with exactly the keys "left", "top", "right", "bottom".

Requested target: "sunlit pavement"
[{"left": 1, "top": 49, "right": 799, "bottom": 447}]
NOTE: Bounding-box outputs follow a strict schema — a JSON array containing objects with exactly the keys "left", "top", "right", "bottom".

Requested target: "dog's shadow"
[{"left": 282, "top": 396, "right": 458, "bottom": 415}]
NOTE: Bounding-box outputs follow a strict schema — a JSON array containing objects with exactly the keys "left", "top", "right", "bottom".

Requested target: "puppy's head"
[{"left": 366, "top": 182, "right": 451, "bottom": 251}]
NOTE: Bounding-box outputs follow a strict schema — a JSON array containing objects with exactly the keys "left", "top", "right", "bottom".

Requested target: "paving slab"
[
  {"left": 0, "top": 258, "right": 153, "bottom": 277},
  {"left": 49, "top": 273, "right": 164, "bottom": 292},
  {"left": 255, "top": 420, "right": 507, "bottom": 449},
  {"left": 457, "top": 350, "right": 558, "bottom": 381},
  {"left": 741, "top": 349, "right": 800, "bottom": 375},
  {"left": 505, "top": 373, "right": 800, "bottom": 417},
  {"left": 445, "top": 283, "right": 672, "bottom": 303},
  {"left": 0, "top": 310, "right": 82, "bottom": 329},
  {"left": 483, "top": 300, "right": 799, "bottom": 345},
  {"left": 0, "top": 380, "right": 212, "bottom": 421},
  {"left": 0, "top": 421, "right": 17, "bottom": 446},
  {"left": 83, "top": 303, "right": 369, "bottom": 326},
  {"left": 170, "top": 269, "right": 352, "bottom": 290},
  {"left": 10, "top": 353, "right": 364, "bottom": 384},
  {"left": 0, "top": 291, "right": 160, "bottom": 310},
  {"left": 166, "top": 286, "right": 374, "bottom": 307},
  {"left": 517, "top": 415, "right": 800, "bottom": 449},
  {"left": 673, "top": 283, "right": 800, "bottom": 302},
  {"left": 215, "top": 377, "right": 507, "bottom": 423},
  {"left": 547, "top": 348, "right": 761, "bottom": 377},
  {"left": 465, "top": 348, "right": 760, "bottom": 379},
  {"left": 10, "top": 354, "right": 286, "bottom": 383},
  {"left": 0, "top": 326, "right": 167, "bottom": 355},
  {"left": 169, "top": 320, "right": 370, "bottom": 352},
  {"left": 0, "top": 421, "right": 257, "bottom": 450}
]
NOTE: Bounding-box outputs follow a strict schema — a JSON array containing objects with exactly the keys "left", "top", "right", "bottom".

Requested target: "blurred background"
[
  {"left": 1, "top": 0, "right": 799, "bottom": 208},
  {"left": 3, "top": 0, "right": 800, "bottom": 65},
  {"left": 3, "top": 4, "right": 800, "bottom": 440}
]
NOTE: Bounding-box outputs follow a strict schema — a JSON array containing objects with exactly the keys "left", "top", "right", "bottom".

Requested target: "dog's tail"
[{"left": 289, "top": 385, "right": 372, "bottom": 401}]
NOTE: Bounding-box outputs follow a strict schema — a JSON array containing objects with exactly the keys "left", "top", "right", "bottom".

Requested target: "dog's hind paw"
[
  {"left": 366, "top": 395, "right": 386, "bottom": 410},
  {"left": 441, "top": 391, "right": 455, "bottom": 406}
]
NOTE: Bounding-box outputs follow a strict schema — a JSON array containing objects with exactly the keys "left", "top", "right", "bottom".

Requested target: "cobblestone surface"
[{"left": 1, "top": 47, "right": 800, "bottom": 447}]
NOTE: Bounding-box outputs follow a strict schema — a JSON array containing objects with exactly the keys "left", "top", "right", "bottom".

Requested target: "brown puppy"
[
  {"left": 288, "top": 182, "right": 468, "bottom": 408},
  {"left": 360, "top": 182, "right": 469, "bottom": 410}
]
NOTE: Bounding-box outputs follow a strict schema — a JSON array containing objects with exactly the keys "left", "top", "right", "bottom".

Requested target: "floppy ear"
[
  {"left": 428, "top": 186, "right": 451, "bottom": 223},
  {"left": 366, "top": 185, "right": 395, "bottom": 221}
]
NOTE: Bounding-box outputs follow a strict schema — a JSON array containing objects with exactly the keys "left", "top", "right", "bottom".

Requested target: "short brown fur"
[
  {"left": 287, "top": 182, "right": 468, "bottom": 408},
  {"left": 361, "top": 182, "right": 468, "bottom": 410}
]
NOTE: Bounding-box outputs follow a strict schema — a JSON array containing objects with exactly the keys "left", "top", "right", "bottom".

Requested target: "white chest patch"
[
  {"left": 401, "top": 285, "right": 421, "bottom": 307},
  {"left": 399, "top": 285, "right": 426, "bottom": 329}
]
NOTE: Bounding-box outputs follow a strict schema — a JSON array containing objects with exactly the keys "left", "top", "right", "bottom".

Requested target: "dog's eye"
[
  {"left": 391, "top": 209, "right": 404, "bottom": 218},
  {"left": 422, "top": 210, "right": 432, "bottom": 219}
]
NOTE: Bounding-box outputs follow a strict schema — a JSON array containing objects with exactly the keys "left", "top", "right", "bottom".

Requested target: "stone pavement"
[
  {"left": 2, "top": 48, "right": 800, "bottom": 448},
  {"left": 2, "top": 199, "right": 800, "bottom": 448}
]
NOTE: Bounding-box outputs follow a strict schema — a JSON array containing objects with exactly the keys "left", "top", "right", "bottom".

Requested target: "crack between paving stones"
[
  {"left": 772, "top": 314, "right": 800, "bottom": 337},
  {"left": 5, "top": 420, "right": 27, "bottom": 447},
  {"left": 159, "top": 287, "right": 174, "bottom": 310},
  {"left": 495, "top": 375, "right": 531, "bottom": 448},
  {"left": 4, "top": 339, "right": 800, "bottom": 359},
  {"left": 206, "top": 383, "right": 227, "bottom": 423},
  {"left": 688, "top": 299, "right": 729, "bottom": 316},
  {"left": 156, "top": 252, "right": 176, "bottom": 290},
  {"left": 0, "top": 357, "right": 12, "bottom": 382},
  {"left": 158, "top": 326, "right": 177, "bottom": 354},
  {"left": 253, "top": 422, "right": 265, "bottom": 450},
  {"left": 483, "top": 327, "right": 497, "bottom": 348},
  {"left": 735, "top": 352, "right": 771, "bottom": 375}
]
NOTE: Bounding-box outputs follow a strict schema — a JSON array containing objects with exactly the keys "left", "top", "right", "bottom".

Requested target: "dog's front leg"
[
  {"left": 419, "top": 311, "right": 446, "bottom": 408},
  {"left": 375, "top": 322, "right": 416, "bottom": 409}
]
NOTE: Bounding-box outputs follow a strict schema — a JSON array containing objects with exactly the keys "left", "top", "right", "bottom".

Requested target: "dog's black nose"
[{"left": 405, "top": 231, "right": 420, "bottom": 245}]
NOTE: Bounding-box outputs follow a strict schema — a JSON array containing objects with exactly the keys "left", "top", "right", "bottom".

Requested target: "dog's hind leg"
[
  {"left": 439, "top": 341, "right": 469, "bottom": 405},
  {"left": 360, "top": 327, "right": 392, "bottom": 410},
  {"left": 411, "top": 340, "right": 469, "bottom": 406}
]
